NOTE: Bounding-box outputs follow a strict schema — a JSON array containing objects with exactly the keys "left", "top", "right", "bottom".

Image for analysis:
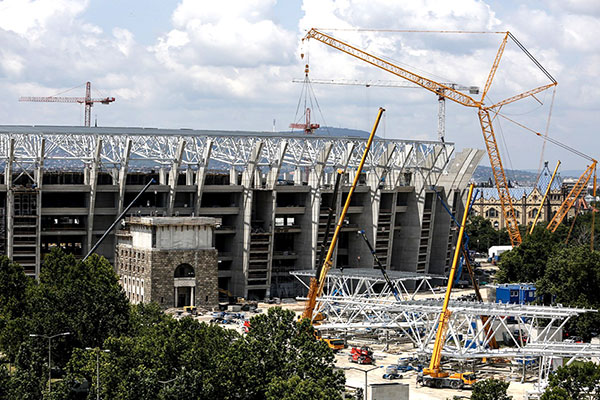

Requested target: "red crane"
[
  {"left": 290, "top": 107, "right": 320, "bottom": 134},
  {"left": 19, "top": 81, "right": 115, "bottom": 127}
]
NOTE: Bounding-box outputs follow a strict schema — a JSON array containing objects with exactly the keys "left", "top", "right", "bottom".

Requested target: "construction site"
[{"left": 3, "top": 25, "right": 600, "bottom": 400}]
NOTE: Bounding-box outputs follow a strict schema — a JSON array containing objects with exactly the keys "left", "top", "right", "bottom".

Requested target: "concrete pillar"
[
  {"left": 194, "top": 140, "right": 212, "bottom": 214},
  {"left": 167, "top": 139, "right": 186, "bottom": 216},
  {"left": 5, "top": 138, "right": 14, "bottom": 260},
  {"left": 87, "top": 139, "right": 102, "bottom": 252},
  {"left": 34, "top": 139, "right": 45, "bottom": 277},
  {"left": 241, "top": 142, "right": 263, "bottom": 297},
  {"left": 307, "top": 143, "right": 333, "bottom": 269},
  {"left": 266, "top": 141, "right": 288, "bottom": 189},
  {"left": 117, "top": 139, "right": 132, "bottom": 215}
]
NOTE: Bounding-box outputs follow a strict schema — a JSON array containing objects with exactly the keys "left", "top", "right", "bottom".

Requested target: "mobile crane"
[
  {"left": 302, "top": 28, "right": 560, "bottom": 247},
  {"left": 416, "top": 184, "right": 478, "bottom": 389},
  {"left": 302, "top": 108, "right": 385, "bottom": 322}
]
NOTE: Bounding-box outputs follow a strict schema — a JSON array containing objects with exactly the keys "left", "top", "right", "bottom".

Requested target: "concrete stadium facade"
[{"left": 0, "top": 125, "right": 483, "bottom": 299}]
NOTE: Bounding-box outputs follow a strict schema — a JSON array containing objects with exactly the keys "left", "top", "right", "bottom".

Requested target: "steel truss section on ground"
[
  {"left": 291, "top": 268, "right": 440, "bottom": 333},
  {"left": 0, "top": 126, "right": 454, "bottom": 177}
]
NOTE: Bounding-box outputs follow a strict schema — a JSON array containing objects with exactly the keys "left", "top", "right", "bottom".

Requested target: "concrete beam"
[
  {"left": 116, "top": 139, "right": 132, "bottom": 214},
  {"left": 308, "top": 142, "right": 333, "bottom": 188},
  {"left": 5, "top": 139, "right": 14, "bottom": 259},
  {"left": 241, "top": 142, "right": 264, "bottom": 188},
  {"left": 167, "top": 139, "right": 186, "bottom": 216},
  {"left": 194, "top": 140, "right": 213, "bottom": 214},
  {"left": 266, "top": 141, "right": 288, "bottom": 190},
  {"left": 35, "top": 139, "right": 45, "bottom": 277},
  {"left": 87, "top": 139, "right": 102, "bottom": 251}
]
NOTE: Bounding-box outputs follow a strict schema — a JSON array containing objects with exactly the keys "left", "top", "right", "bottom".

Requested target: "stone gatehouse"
[{"left": 116, "top": 216, "right": 219, "bottom": 309}]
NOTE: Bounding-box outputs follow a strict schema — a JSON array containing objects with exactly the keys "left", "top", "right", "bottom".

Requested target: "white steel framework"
[{"left": 0, "top": 126, "right": 453, "bottom": 177}]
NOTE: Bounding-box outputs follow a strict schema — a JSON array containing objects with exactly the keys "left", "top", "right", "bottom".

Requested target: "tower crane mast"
[{"left": 19, "top": 81, "right": 115, "bottom": 127}]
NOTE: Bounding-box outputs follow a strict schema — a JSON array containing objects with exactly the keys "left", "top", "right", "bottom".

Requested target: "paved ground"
[{"left": 334, "top": 348, "right": 536, "bottom": 399}]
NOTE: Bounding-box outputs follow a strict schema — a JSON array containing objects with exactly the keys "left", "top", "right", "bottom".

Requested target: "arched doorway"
[{"left": 174, "top": 263, "right": 195, "bottom": 307}]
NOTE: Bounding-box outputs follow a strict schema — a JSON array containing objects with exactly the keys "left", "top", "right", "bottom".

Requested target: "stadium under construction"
[{"left": 0, "top": 125, "right": 482, "bottom": 299}]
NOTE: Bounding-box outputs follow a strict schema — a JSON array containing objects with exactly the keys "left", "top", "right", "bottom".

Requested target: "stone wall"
[{"left": 150, "top": 248, "right": 218, "bottom": 309}]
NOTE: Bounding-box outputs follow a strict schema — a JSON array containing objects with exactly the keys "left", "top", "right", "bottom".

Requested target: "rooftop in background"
[
  {"left": 477, "top": 162, "right": 562, "bottom": 201},
  {"left": 0, "top": 125, "right": 425, "bottom": 142}
]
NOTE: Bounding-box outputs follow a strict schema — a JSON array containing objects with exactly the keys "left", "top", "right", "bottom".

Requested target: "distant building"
[
  {"left": 115, "top": 216, "right": 219, "bottom": 309},
  {"left": 472, "top": 162, "right": 565, "bottom": 230}
]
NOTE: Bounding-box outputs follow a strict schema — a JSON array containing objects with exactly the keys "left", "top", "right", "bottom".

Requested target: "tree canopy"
[
  {"left": 540, "top": 362, "right": 600, "bottom": 400},
  {"left": 470, "top": 378, "right": 512, "bottom": 400},
  {"left": 56, "top": 306, "right": 344, "bottom": 400},
  {"left": 496, "top": 225, "right": 564, "bottom": 283},
  {"left": 0, "top": 249, "right": 345, "bottom": 400},
  {"left": 465, "top": 215, "right": 509, "bottom": 253}
]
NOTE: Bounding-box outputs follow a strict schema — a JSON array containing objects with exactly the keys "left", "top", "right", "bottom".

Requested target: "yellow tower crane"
[{"left": 302, "top": 28, "right": 559, "bottom": 247}]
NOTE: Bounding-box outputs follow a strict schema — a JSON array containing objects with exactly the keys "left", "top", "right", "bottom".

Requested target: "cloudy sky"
[{"left": 0, "top": 0, "right": 598, "bottom": 171}]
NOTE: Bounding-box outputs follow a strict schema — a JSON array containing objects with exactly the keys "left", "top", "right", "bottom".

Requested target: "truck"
[
  {"left": 417, "top": 371, "right": 477, "bottom": 389},
  {"left": 320, "top": 337, "right": 345, "bottom": 352}
]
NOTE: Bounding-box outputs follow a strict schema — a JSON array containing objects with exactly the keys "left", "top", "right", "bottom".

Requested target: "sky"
[{"left": 0, "top": 0, "right": 598, "bottom": 172}]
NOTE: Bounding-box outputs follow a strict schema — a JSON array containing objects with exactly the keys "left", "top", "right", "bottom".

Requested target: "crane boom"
[
  {"left": 303, "top": 29, "right": 481, "bottom": 108},
  {"left": 547, "top": 162, "right": 596, "bottom": 232},
  {"left": 302, "top": 107, "right": 385, "bottom": 321},
  {"left": 19, "top": 96, "right": 114, "bottom": 104},
  {"left": 425, "top": 183, "right": 475, "bottom": 377},
  {"left": 529, "top": 160, "right": 561, "bottom": 234},
  {"left": 303, "top": 28, "right": 525, "bottom": 245}
]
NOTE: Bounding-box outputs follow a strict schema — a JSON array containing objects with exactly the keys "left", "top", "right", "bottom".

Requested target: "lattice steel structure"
[
  {"left": 0, "top": 125, "right": 481, "bottom": 299},
  {"left": 295, "top": 269, "right": 598, "bottom": 390}
]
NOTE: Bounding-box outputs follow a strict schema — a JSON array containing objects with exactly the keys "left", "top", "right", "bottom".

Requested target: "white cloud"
[
  {"left": 0, "top": 0, "right": 89, "bottom": 39},
  {"left": 0, "top": 0, "right": 598, "bottom": 169}
]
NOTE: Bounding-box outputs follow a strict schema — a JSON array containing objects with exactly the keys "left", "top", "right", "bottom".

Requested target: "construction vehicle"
[
  {"left": 301, "top": 108, "right": 385, "bottom": 322},
  {"left": 318, "top": 336, "right": 346, "bottom": 352},
  {"left": 349, "top": 346, "right": 375, "bottom": 365},
  {"left": 416, "top": 184, "right": 480, "bottom": 389},
  {"left": 302, "top": 28, "right": 562, "bottom": 247}
]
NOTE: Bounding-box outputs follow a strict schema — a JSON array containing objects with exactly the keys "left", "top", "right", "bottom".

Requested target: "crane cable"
[
  {"left": 536, "top": 86, "right": 557, "bottom": 177},
  {"left": 494, "top": 111, "right": 596, "bottom": 163}
]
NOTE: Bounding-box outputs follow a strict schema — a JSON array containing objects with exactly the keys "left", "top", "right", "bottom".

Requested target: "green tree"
[
  {"left": 0, "top": 256, "right": 32, "bottom": 360},
  {"left": 216, "top": 307, "right": 345, "bottom": 400},
  {"left": 465, "top": 216, "right": 509, "bottom": 253},
  {"left": 61, "top": 304, "right": 237, "bottom": 400},
  {"left": 470, "top": 378, "right": 512, "bottom": 400},
  {"left": 266, "top": 375, "right": 345, "bottom": 400},
  {"left": 537, "top": 246, "right": 600, "bottom": 339},
  {"left": 19, "top": 249, "right": 131, "bottom": 368},
  {"left": 540, "top": 362, "right": 600, "bottom": 400},
  {"left": 0, "top": 365, "right": 10, "bottom": 400},
  {"left": 496, "top": 226, "right": 563, "bottom": 283}
]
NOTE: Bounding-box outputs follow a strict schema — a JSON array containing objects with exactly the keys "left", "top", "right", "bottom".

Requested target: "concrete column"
[
  {"left": 167, "top": 139, "right": 186, "bottom": 216},
  {"left": 266, "top": 141, "right": 288, "bottom": 189},
  {"left": 87, "top": 139, "right": 102, "bottom": 252},
  {"left": 241, "top": 142, "right": 264, "bottom": 297},
  {"left": 194, "top": 140, "right": 212, "bottom": 214},
  {"left": 116, "top": 139, "right": 132, "bottom": 215},
  {"left": 230, "top": 166, "right": 237, "bottom": 186},
  {"left": 35, "top": 139, "right": 45, "bottom": 277},
  {"left": 369, "top": 143, "right": 396, "bottom": 246},
  {"left": 5, "top": 139, "right": 14, "bottom": 259},
  {"left": 307, "top": 143, "right": 333, "bottom": 268}
]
